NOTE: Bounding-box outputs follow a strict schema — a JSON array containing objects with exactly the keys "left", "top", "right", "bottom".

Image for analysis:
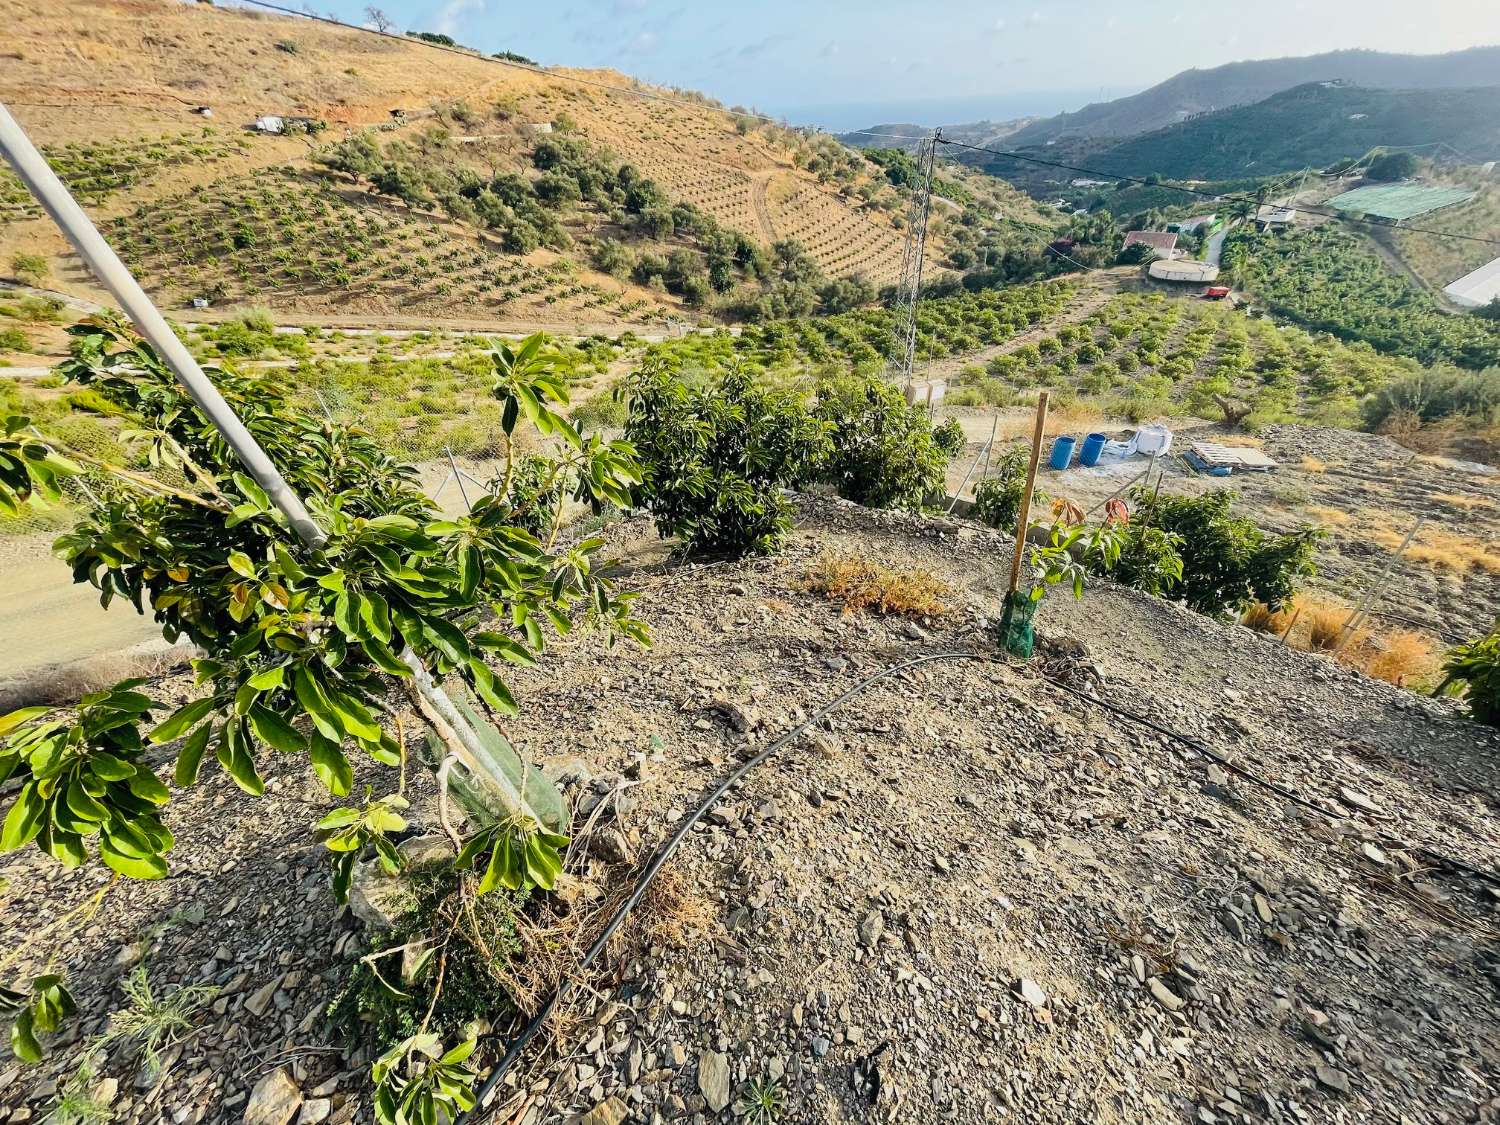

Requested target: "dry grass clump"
[
  {"left": 1299, "top": 455, "right": 1328, "bottom": 473},
  {"left": 1431, "top": 492, "right": 1496, "bottom": 511},
  {"left": 1305, "top": 505, "right": 1353, "bottom": 527},
  {"left": 804, "top": 554, "right": 948, "bottom": 617},
  {"left": 1373, "top": 527, "right": 1500, "bottom": 575},
  {"left": 1212, "top": 434, "right": 1264, "bottom": 449},
  {"left": 1241, "top": 601, "right": 1297, "bottom": 635},
  {"left": 1301, "top": 600, "right": 1349, "bottom": 651},
  {"left": 1344, "top": 629, "right": 1437, "bottom": 686}
]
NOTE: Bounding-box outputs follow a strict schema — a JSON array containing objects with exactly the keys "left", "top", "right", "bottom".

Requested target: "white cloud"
[{"left": 435, "top": 0, "right": 485, "bottom": 38}]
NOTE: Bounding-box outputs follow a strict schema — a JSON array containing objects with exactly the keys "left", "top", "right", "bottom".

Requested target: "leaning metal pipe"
[
  {"left": 0, "top": 100, "right": 545, "bottom": 825},
  {"left": 0, "top": 101, "right": 325, "bottom": 548}
]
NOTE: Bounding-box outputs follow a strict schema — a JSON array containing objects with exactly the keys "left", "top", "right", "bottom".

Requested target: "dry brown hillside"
[{"left": 0, "top": 0, "right": 980, "bottom": 327}]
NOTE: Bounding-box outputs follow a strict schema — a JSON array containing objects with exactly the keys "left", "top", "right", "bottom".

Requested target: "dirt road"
[{"left": 0, "top": 534, "right": 160, "bottom": 681}]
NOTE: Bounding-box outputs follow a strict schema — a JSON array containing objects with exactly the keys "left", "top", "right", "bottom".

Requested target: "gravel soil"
[{"left": 1, "top": 497, "right": 1497, "bottom": 1125}]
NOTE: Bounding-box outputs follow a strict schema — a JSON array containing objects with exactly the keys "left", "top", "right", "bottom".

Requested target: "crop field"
[
  {"left": 0, "top": 131, "right": 252, "bottom": 226},
  {"left": 1326, "top": 182, "right": 1477, "bottom": 221},
  {"left": 1390, "top": 184, "right": 1500, "bottom": 290},
  {"left": 941, "top": 291, "right": 1426, "bottom": 427},
  {"left": 1225, "top": 226, "right": 1500, "bottom": 369},
  {"left": 766, "top": 176, "right": 911, "bottom": 287},
  {"left": 105, "top": 170, "right": 673, "bottom": 322},
  {"left": 649, "top": 279, "right": 1076, "bottom": 375}
]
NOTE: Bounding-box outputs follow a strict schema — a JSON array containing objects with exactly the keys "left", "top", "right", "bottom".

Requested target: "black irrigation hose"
[
  {"left": 459, "top": 650, "right": 988, "bottom": 1122},
  {"left": 1035, "top": 673, "right": 1500, "bottom": 892}
]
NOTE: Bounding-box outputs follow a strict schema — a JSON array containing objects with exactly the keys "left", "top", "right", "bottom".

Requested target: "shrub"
[
  {"left": 972, "top": 447, "right": 1035, "bottom": 532},
  {"left": 1303, "top": 600, "right": 1347, "bottom": 650},
  {"left": 1103, "top": 522, "right": 1185, "bottom": 598},
  {"left": 933, "top": 417, "right": 966, "bottom": 460},
  {"left": 1130, "top": 488, "right": 1321, "bottom": 616},
  {"left": 815, "top": 376, "right": 948, "bottom": 511},
  {"left": 624, "top": 361, "right": 832, "bottom": 556},
  {"left": 803, "top": 554, "right": 947, "bottom": 617},
  {"left": 1437, "top": 623, "right": 1500, "bottom": 725},
  {"left": 0, "top": 327, "right": 30, "bottom": 352},
  {"left": 11, "top": 253, "right": 49, "bottom": 286}
]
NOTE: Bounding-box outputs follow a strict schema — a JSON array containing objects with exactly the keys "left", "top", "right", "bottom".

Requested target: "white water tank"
[{"left": 1135, "top": 425, "right": 1173, "bottom": 456}]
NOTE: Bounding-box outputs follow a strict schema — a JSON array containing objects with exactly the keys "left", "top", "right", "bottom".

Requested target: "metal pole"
[
  {"left": 1334, "top": 514, "right": 1425, "bottom": 654},
  {"left": 0, "top": 101, "right": 542, "bottom": 824},
  {"left": 0, "top": 102, "right": 325, "bottom": 549},
  {"left": 946, "top": 431, "right": 990, "bottom": 514},
  {"left": 446, "top": 445, "right": 472, "bottom": 511},
  {"left": 979, "top": 416, "right": 998, "bottom": 483}
]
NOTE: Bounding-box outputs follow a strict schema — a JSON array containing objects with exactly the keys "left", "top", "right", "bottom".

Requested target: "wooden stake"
[{"left": 1006, "top": 391, "right": 1050, "bottom": 596}]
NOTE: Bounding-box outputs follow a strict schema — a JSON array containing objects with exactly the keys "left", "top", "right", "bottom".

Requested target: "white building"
[{"left": 1443, "top": 255, "right": 1500, "bottom": 309}]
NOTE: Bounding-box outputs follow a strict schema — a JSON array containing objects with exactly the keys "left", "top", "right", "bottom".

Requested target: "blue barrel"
[
  {"left": 1049, "top": 435, "right": 1076, "bottom": 470},
  {"left": 1079, "top": 432, "right": 1108, "bottom": 467}
]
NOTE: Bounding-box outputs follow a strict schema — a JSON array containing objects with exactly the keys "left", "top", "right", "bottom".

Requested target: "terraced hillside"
[{"left": 0, "top": 0, "right": 971, "bottom": 326}]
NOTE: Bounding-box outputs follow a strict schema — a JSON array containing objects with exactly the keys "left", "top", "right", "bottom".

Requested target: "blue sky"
[{"left": 316, "top": 0, "right": 1500, "bottom": 128}]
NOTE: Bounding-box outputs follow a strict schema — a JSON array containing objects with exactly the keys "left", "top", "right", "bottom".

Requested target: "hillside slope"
[
  {"left": 1005, "top": 46, "right": 1500, "bottom": 146},
  {"left": 0, "top": 0, "right": 937, "bottom": 323},
  {"left": 1082, "top": 83, "right": 1500, "bottom": 180}
]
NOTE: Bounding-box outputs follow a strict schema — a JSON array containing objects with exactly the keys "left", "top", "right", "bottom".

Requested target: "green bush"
[
  {"left": 1437, "top": 622, "right": 1499, "bottom": 726},
  {"left": 972, "top": 447, "right": 1036, "bottom": 531},
  {"left": 1362, "top": 367, "right": 1500, "bottom": 431},
  {"left": 1130, "top": 488, "right": 1321, "bottom": 616},
  {"left": 814, "top": 376, "right": 949, "bottom": 511},
  {"left": 0, "top": 327, "right": 30, "bottom": 352},
  {"left": 624, "top": 361, "right": 832, "bottom": 556},
  {"left": 933, "top": 417, "right": 966, "bottom": 460}
]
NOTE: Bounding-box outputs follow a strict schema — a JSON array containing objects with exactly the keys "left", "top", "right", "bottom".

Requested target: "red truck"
[{"left": 1203, "top": 285, "right": 1231, "bottom": 300}]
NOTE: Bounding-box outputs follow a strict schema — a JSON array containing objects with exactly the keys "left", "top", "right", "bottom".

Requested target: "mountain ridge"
[{"left": 847, "top": 46, "right": 1500, "bottom": 154}]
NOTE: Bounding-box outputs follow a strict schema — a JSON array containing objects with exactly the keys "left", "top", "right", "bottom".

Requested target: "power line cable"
[{"left": 935, "top": 135, "right": 1500, "bottom": 249}]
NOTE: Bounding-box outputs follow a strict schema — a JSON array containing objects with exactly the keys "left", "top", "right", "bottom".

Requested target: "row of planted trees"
[{"left": 2, "top": 324, "right": 1494, "bottom": 1123}]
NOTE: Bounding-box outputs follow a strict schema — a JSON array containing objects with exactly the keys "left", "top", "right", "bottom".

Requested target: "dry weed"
[
  {"left": 1305, "top": 505, "right": 1353, "bottom": 527},
  {"left": 1431, "top": 492, "right": 1496, "bottom": 511},
  {"left": 1299, "top": 455, "right": 1327, "bottom": 473},
  {"left": 1212, "top": 434, "right": 1264, "bottom": 448},
  {"left": 1374, "top": 527, "right": 1500, "bottom": 575},
  {"left": 1342, "top": 630, "right": 1437, "bottom": 687},
  {"left": 1241, "top": 601, "right": 1297, "bottom": 635},
  {"left": 804, "top": 554, "right": 948, "bottom": 617},
  {"left": 1301, "top": 600, "right": 1349, "bottom": 651}
]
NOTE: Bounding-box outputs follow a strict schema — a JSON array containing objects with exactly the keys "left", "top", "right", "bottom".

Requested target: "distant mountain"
[
  {"left": 1080, "top": 82, "right": 1500, "bottom": 180},
  {"left": 1001, "top": 47, "right": 1500, "bottom": 146},
  {"left": 838, "top": 118, "right": 1034, "bottom": 151}
]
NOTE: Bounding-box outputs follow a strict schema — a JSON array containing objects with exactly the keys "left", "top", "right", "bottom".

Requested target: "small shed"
[
  {"left": 523, "top": 122, "right": 554, "bottom": 136},
  {"left": 1255, "top": 205, "right": 1297, "bottom": 229},
  {"left": 1123, "top": 230, "right": 1179, "bottom": 256}
]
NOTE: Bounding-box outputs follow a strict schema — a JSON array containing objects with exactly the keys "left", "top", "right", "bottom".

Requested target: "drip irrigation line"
[
  {"left": 1034, "top": 672, "right": 1500, "bottom": 891},
  {"left": 935, "top": 136, "right": 1500, "bottom": 250},
  {"left": 458, "top": 649, "right": 989, "bottom": 1122}
]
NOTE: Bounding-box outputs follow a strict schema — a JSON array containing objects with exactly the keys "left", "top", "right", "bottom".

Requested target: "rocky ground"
[
  {"left": 942, "top": 414, "right": 1500, "bottom": 644},
  {"left": 1, "top": 497, "right": 1498, "bottom": 1125}
]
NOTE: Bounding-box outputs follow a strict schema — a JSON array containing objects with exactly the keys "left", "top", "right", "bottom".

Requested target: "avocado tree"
[{"left": 0, "top": 322, "right": 646, "bottom": 1115}]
